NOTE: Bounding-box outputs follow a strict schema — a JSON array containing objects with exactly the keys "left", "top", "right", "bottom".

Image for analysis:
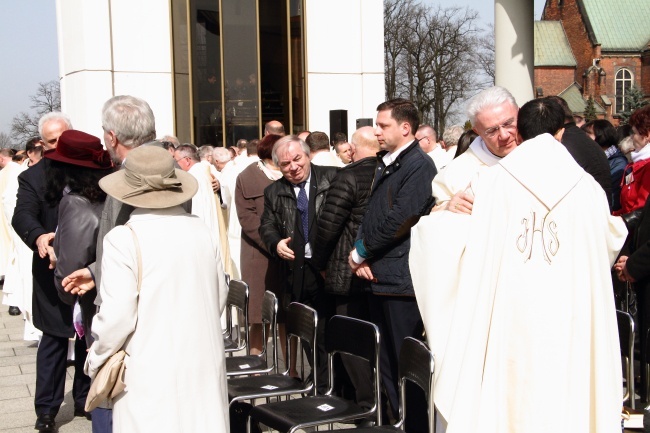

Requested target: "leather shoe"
[
  {"left": 74, "top": 407, "right": 92, "bottom": 420},
  {"left": 34, "top": 413, "right": 56, "bottom": 432},
  {"left": 8, "top": 306, "right": 21, "bottom": 316}
]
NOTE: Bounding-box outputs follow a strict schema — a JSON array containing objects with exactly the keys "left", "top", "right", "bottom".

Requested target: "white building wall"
[
  {"left": 57, "top": 0, "right": 385, "bottom": 141},
  {"left": 304, "top": 0, "right": 384, "bottom": 134},
  {"left": 56, "top": 0, "right": 175, "bottom": 140}
]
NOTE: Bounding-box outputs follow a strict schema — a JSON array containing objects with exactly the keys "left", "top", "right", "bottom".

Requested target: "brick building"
[{"left": 535, "top": 0, "right": 650, "bottom": 123}]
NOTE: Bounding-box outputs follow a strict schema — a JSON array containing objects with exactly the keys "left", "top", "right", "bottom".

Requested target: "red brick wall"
[
  {"left": 543, "top": 0, "right": 594, "bottom": 86},
  {"left": 599, "top": 56, "right": 642, "bottom": 114},
  {"left": 641, "top": 51, "right": 650, "bottom": 97},
  {"left": 534, "top": 67, "right": 575, "bottom": 96}
]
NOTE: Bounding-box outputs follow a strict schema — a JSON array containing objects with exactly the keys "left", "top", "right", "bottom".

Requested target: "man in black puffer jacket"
[
  {"left": 312, "top": 125, "right": 379, "bottom": 410},
  {"left": 348, "top": 99, "right": 437, "bottom": 423}
]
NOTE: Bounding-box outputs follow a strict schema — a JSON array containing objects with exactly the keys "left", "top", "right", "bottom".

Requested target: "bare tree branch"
[
  {"left": 0, "top": 132, "right": 13, "bottom": 148},
  {"left": 10, "top": 80, "right": 61, "bottom": 145},
  {"left": 384, "top": 1, "right": 490, "bottom": 134}
]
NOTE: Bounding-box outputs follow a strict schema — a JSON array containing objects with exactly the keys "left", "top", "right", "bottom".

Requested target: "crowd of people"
[{"left": 0, "top": 87, "right": 649, "bottom": 433}]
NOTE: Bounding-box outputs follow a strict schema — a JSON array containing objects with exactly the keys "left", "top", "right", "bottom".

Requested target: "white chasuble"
[{"left": 434, "top": 134, "right": 626, "bottom": 433}]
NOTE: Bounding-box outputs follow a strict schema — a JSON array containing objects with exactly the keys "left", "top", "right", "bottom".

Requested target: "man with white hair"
[
  {"left": 431, "top": 86, "right": 519, "bottom": 213},
  {"left": 59, "top": 95, "right": 157, "bottom": 433},
  {"left": 410, "top": 87, "right": 520, "bottom": 421}
]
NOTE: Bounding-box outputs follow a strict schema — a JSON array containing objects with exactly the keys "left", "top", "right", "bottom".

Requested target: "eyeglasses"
[
  {"left": 483, "top": 118, "right": 517, "bottom": 139},
  {"left": 174, "top": 156, "right": 189, "bottom": 163}
]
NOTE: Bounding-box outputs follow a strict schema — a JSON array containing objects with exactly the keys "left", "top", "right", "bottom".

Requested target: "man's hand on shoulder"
[{"left": 62, "top": 268, "right": 96, "bottom": 296}]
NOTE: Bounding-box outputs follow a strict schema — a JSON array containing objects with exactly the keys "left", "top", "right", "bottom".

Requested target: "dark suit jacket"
[
  {"left": 561, "top": 123, "right": 613, "bottom": 209},
  {"left": 11, "top": 158, "right": 73, "bottom": 337}
]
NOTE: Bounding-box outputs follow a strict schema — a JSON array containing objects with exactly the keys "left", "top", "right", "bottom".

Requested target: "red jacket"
[{"left": 615, "top": 158, "right": 650, "bottom": 215}]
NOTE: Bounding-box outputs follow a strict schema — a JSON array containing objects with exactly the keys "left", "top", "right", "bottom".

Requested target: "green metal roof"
[
  {"left": 579, "top": 0, "right": 650, "bottom": 51},
  {"left": 559, "top": 83, "right": 606, "bottom": 115},
  {"left": 535, "top": 21, "right": 577, "bottom": 67}
]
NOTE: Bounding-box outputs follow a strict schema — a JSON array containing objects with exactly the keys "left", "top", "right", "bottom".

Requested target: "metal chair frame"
[
  {"left": 617, "top": 309, "right": 635, "bottom": 408},
  {"left": 228, "top": 302, "right": 317, "bottom": 406},
  {"left": 224, "top": 279, "right": 250, "bottom": 355},
  {"left": 246, "top": 315, "right": 382, "bottom": 433},
  {"left": 226, "top": 290, "right": 279, "bottom": 377}
]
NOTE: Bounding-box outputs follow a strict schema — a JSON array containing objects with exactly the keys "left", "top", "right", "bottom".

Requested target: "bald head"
[
  {"left": 351, "top": 126, "right": 380, "bottom": 161},
  {"left": 415, "top": 125, "right": 437, "bottom": 153},
  {"left": 264, "top": 120, "right": 285, "bottom": 136}
]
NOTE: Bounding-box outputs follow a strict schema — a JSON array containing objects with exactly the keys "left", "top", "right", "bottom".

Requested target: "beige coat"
[{"left": 85, "top": 206, "right": 229, "bottom": 433}]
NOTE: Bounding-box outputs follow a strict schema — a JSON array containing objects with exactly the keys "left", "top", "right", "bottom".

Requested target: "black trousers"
[
  {"left": 369, "top": 294, "right": 426, "bottom": 430},
  {"left": 292, "top": 260, "right": 334, "bottom": 394},
  {"left": 35, "top": 333, "right": 90, "bottom": 416},
  {"left": 334, "top": 292, "right": 375, "bottom": 409}
]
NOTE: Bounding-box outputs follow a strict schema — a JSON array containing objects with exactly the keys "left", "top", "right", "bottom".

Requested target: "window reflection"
[
  {"left": 178, "top": 0, "right": 306, "bottom": 145},
  {"left": 195, "top": 8, "right": 223, "bottom": 146}
]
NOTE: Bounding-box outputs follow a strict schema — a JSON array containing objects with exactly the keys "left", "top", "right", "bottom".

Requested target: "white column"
[{"left": 494, "top": 0, "right": 534, "bottom": 106}]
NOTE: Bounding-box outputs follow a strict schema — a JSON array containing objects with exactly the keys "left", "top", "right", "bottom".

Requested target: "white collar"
[
  {"left": 382, "top": 139, "right": 414, "bottom": 166},
  {"left": 468, "top": 136, "right": 502, "bottom": 167}
]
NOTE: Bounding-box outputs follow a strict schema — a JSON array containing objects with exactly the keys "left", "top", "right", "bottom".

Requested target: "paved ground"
[{"left": 0, "top": 288, "right": 92, "bottom": 433}]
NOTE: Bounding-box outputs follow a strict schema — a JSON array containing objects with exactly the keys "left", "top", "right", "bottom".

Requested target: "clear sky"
[
  {"left": 0, "top": 0, "right": 546, "bottom": 144},
  {"left": 0, "top": 1, "right": 59, "bottom": 142}
]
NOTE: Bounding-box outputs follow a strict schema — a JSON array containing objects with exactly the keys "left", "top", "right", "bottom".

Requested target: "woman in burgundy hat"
[{"left": 43, "top": 129, "right": 114, "bottom": 421}]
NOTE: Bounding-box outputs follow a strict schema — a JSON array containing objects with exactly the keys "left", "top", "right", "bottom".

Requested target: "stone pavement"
[{"left": 0, "top": 288, "right": 92, "bottom": 433}]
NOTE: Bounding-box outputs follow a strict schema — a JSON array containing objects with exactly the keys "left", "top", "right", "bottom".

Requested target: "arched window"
[{"left": 615, "top": 68, "right": 633, "bottom": 113}]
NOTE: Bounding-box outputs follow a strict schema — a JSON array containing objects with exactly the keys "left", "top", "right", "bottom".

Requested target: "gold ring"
[{"left": 455, "top": 203, "right": 459, "bottom": 209}]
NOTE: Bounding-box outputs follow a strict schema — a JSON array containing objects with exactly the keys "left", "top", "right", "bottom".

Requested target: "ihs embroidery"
[{"left": 516, "top": 211, "right": 559, "bottom": 264}]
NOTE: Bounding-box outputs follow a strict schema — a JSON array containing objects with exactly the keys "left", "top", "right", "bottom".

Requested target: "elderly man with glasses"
[{"left": 430, "top": 86, "right": 519, "bottom": 214}]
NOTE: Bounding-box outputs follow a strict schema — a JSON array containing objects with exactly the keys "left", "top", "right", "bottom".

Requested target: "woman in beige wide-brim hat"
[{"left": 84, "top": 145, "right": 230, "bottom": 433}]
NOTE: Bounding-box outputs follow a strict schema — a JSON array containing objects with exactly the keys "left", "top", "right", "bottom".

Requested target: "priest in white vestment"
[
  {"left": 412, "top": 87, "right": 520, "bottom": 371},
  {"left": 1, "top": 159, "right": 40, "bottom": 339},
  {"left": 223, "top": 144, "right": 259, "bottom": 279},
  {"left": 429, "top": 98, "right": 627, "bottom": 433},
  {"left": 175, "top": 145, "right": 221, "bottom": 238}
]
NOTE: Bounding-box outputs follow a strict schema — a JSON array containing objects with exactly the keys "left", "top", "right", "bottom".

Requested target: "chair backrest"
[
  {"left": 325, "top": 315, "right": 379, "bottom": 363},
  {"left": 260, "top": 291, "right": 279, "bottom": 372},
  {"left": 397, "top": 337, "right": 435, "bottom": 429},
  {"left": 325, "top": 315, "right": 381, "bottom": 424},
  {"left": 286, "top": 302, "right": 318, "bottom": 347},
  {"left": 226, "top": 279, "right": 250, "bottom": 353},
  {"left": 284, "top": 302, "right": 318, "bottom": 391}
]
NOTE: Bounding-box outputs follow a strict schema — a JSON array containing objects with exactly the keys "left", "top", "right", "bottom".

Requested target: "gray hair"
[
  {"left": 38, "top": 112, "right": 72, "bottom": 140},
  {"left": 466, "top": 86, "right": 518, "bottom": 125},
  {"left": 101, "top": 95, "right": 156, "bottom": 148},
  {"left": 176, "top": 143, "right": 199, "bottom": 162},
  {"left": 212, "top": 147, "right": 231, "bottom": 163},
  {"left": 442, "top": 125, "right": 465, "bottom": 147},
  {"left": 272, "top": 135, "right": 310, "bottom": 166},
  {"left": 198, "top": 145, "right": 214, "bottom": 160}
]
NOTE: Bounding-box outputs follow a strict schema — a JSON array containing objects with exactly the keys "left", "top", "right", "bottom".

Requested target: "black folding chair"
[
  {"left": 318, "top": 336, "right": 435, "bottom": 432},
  {"left": 227, "top": 291, "right": 279, "bottom": 377},
  {"left": 224, "top": 279, "right": 250, "bottom": 355},
  {"left": 228, "top": 302, "right": 317, "bottom": 406},
  {"left": 246, "top": 315, "right": 382, "bottom": 433}
]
